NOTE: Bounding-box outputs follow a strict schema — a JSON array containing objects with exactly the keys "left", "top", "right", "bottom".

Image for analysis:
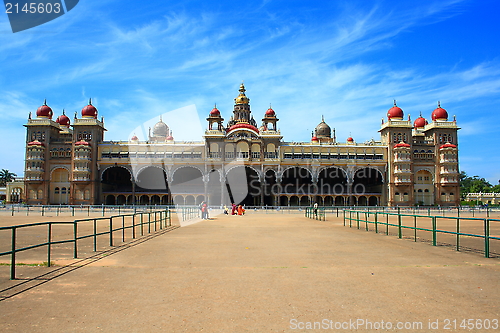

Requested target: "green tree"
[
  {"left": 0, "top": 169, "right": 17, "bottom": 186},
  {"left": 459, "top": 171, "right": 492, "bottom": 200}
]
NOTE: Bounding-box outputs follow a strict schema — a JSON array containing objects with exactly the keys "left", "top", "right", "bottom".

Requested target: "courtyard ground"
[{"left": 0, "top": 211, "right": 499, "bottom": 332}]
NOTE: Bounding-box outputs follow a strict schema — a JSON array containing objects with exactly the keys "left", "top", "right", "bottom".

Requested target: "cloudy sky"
[{"left": 1, "top": 0, "right": 499, "bottom": 183}]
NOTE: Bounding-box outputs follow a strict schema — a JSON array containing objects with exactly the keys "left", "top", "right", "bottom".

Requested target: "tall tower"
[
  {"left": 71, "top": 99, "right": 106, "bottom": 204},
  {"left": 379, "top": 101, "right": 414, "bottom": 206},
  {"left": 422, "top": 102, "right": 460, "bottom": 206}
]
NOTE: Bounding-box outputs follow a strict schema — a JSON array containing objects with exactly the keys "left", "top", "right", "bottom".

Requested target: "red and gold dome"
[
  {"left": 56, "top": 111, "right": 70, "bottom": 126},
  {"left": 36, "top": 100, "right": 53, "bottom": 119},
  {"left": 387, "top": 100, "right": 404, "bottom": 120},
  {"left": 209, "top": 105, "right": 221, "bottom": 116},
  {"left": 265, "top": 107, "right": 275, "bottom": 117},
  {"left": 82, "top": 99, "right": 98, "bottom": 118},
  {"left": 431, "top": 102, "right": 448, "bottom": 121},
  {"left": 413, "top": 114, "right": 428, "bottom": 128}
]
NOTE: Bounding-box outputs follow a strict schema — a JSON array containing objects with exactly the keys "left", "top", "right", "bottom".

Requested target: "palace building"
[{"left": 22, "top": 84, "right": 460, "bottom": 206}]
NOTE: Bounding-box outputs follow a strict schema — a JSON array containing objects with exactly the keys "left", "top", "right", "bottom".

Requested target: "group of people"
[
  {"left": 199, "top": 202, "right": 246, "bottom": 219},
  {"left": 224, "top": 203, "right": 245, "bottom": 216}
]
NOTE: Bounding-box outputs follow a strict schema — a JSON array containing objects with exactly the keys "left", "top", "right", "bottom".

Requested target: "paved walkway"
[{"left": 0, "top": 213, "right": 499, "bottom": 332}]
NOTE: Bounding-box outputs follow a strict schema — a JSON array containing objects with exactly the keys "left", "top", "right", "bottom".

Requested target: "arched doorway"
[
  {"left": 318, "top": 167, "right": 347, "bottom": 195},
  {"left": 50, "top": 168, "right": 70, "bottom": 204},
  {"left": 225, "top": 166, "right": 261, "bottom": 206},
  {"left": 170, "top": 167, "right": 204, "bottom": 205}
]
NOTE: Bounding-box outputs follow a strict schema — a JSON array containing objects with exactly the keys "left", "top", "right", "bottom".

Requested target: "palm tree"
[{"left": 0, "top": 169, "right": 17, "bottom": 186}]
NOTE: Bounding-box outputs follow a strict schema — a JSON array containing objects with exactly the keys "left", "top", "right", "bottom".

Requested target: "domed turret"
[
  {"left": 431, "top": 101, "right": 448, "bottom": 121},
  {"left": 265, "top": 106, "right": 275, "bottom": 117},
  {"left": 36, "top": 99, "right": 53, "bottom": 119},
  {"left": 234, "top": 83, "right": 250, "bottom": 104},
  {"left": 413, "top": 113, "right": 428, "bottom": 128},
  {"left": 152, "top": 116, "right": 169, "bottom": 137},
  {"left": 210, "top": 105, "right": 221, "bottom": 116},
  {"left": 315, "top": 116, "right": 331, "bottom": 138},
  {"left": 387, "top": 100, "right": 404, "bottom": 120},
  {"left": 56, "top": 110, "right": 70, "bottom": 127},
  {"left": 82, "top": 98, "right": 98, "bottom": 118}
]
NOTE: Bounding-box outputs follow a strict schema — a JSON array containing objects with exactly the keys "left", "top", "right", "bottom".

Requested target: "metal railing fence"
[
  {"left": 305, "top": 207, "right": 325, "bottom": 221},
  {"left": 0, "top": 209, "right": 171, "bottom": 280},
  {"left": 343, "top": 210, "right": 500, "bottom": 258}
]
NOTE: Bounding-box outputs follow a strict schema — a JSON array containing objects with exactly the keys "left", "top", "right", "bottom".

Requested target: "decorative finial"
[
  {"left": 62, "top": 109, "right": 65, "bottom": 115},
  {"left": 269, "top": 103, "right": 272, "bottom": 109},
  {"left": 43, "top": 99, "right": 47, "bottom": 105},
  {"left": 89, "top": 98, "right": 92, "bottom": 105},
  {"left": 322, "top": 115, "right": 325, "bottom": 122},
  {"left": 159, "top": 114, "right": 162, "bottom": 122},
  {"left": 419, "top": 111, "right": 422, "bottom": 117},
  {"left": 408, "top": 114, "right": 411, "bottom": 121},
  {"left": 453, "top": 115, "right": 456, "bottom": 122},
  {"left": 393, "top": 99, "right": 397, "bottom": 106},
  {"left": 311, "top": 131, "right": 314, "bottom": 137},
  {"left": 28, "top": 111, "right": 32, "bottom": 119},
  {"left": 74, "top": 111, "right": 77, "bottom": 119},
  {"left": 101, "top": 116, "right": 104, "bottom": 123},
  {"left": 438, "top": 101, "right": 441, "bottom": 108},
  {"left": 214, "top": 103, "right": 217, "bottom": 108}
]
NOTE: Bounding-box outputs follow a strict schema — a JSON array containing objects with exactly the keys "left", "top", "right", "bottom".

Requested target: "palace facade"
[{"left": 22, "top": 84, "right": 460, "bottom": 206}]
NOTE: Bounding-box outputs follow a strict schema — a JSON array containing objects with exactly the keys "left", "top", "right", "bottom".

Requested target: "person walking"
[
  {"left": 231, "top": 203, "right": 237, "bottom": 215},
  {"left": 313, "top": 202, "right": 318, "bottom": 217}
]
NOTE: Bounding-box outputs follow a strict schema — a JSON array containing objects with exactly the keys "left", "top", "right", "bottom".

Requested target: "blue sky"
[{"left": 1, "top": 0, "right": 499, "bottom": 183}]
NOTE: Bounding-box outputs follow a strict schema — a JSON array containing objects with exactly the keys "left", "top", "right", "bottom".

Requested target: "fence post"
[
  {"left": 365, "top": 212, "right": 368, "bottom": 231},
  {"left": 432, "top": 216, "right": 437, "bottom": 246},
  {"left": 47, "top": 223, "right": 52, "bottom": 267},
  {"left": 375, "top": 212, "right": 378, "bottom": 233},
  {"left": 109, "top": 217, "right": 113, "bottom": 247},
  {"left": 343, "top": 210, "right": 346, "bottom": 226},
  {"left": 132, "top": 214, "right": 136, "bottom": 238},
  {"left": 456, "top": 218, "right": 460, "bottom": 251},
  {"left": 141, "top": 213, "right": 144, "bottom": 236},
  {"left": 42, "top": 206, "right": 44, "bottom": 216},
  {"left": 10, "top": 228, "right": 16, "bottom": 280},
  {"left": 73, "top": 222, "right": 78, "bottom": 258},
  {"left": 356, "top": 211, "right": 360, "bottom": 229},
  {"left": 26, "top": 206, "right": 29, "bottom": 216},
  {"left": 93, "top": 219, "right": 97, "bottom": 252},
  {"left": 122, "top": 215, "right": 125, "bottom": 243},
  {"left": 398, "top": 214, "right": 402, "bottom": 239},
  {"left": 148, "top": 212, "right": 151, "bottom": 233},
  {"left": 386, "top": 213, "right": 389, "bottom": 235},
  {"left": 484, "top": 219, "right": 490, "bottom": 258},
  {"left": 414, "top": 215, "right": 417, "bottom": 242}
]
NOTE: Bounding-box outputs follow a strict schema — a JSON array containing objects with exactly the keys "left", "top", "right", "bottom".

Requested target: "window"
[{"left": 55, "top": 187, "right": 60, "bottom": 194}]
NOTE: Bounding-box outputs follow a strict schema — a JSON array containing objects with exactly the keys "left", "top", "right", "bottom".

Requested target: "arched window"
[
  {"left": 55, "top": 187, "right": 60, "bottom": 194},
  {"left": 61, "top": 187, "right": 67, "bottom": 194}
]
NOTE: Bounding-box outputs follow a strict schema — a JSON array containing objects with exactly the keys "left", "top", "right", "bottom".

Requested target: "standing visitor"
[{"left": 231, "top": 203, "right": 237, "bottom": 215}]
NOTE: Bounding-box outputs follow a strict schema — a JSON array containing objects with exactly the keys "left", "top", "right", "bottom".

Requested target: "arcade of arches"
[{"left": 100, "top": 165, "right": 383, "bottom": 206}]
